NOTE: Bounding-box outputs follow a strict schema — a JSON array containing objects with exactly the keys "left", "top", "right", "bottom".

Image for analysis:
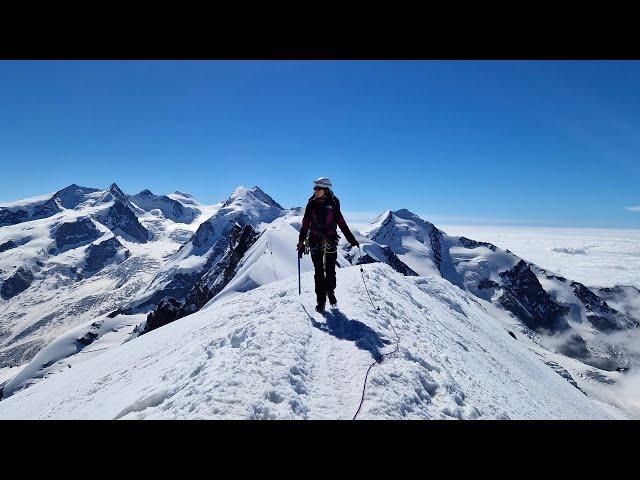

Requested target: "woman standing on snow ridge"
[{"left": 296, "top": 177, "right": 360, "bottom": 312}]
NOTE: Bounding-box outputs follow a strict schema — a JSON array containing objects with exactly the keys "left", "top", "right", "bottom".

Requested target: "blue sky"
[{"left": 1, "top": 60, "right": 639, "bottom": 228}]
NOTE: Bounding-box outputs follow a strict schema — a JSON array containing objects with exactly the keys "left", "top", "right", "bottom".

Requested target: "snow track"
[{"left": 0, "top": 263, "right": 610, "bottom": 419}]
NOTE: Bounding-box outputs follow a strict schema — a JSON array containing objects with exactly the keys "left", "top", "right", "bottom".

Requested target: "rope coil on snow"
[{"left": 353, "top": 248, "right": 400, "bottom": 420}]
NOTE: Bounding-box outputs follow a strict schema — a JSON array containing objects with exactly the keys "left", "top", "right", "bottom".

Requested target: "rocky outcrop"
[
  {"left": 1, "top": 266, "right": 34, "bottom": 300},
  {"left": 571, "top": 281, "right": 638, "bottom": 332},
  {"left": 53, "top": 218, "right": 102, "bottom": 252},
  {"left": 98, "top": 200, "right": 149, "bottom": 243},
  {"left": 382, "top": 246, "right": 418, "bottom": 276},
  {"left": 0, "top": 197, "right": 60, "bottom": 227},
  {"left": 498, "top": 260, "right": 569, "bottom": 332},
  {"left": 0, "top": 240, "right": 17, "bottom": 253},
  {"left": 137, "top": 223, "right": 260, "bottom": 335},
  {"left": 593, "top": 285, "right": 640, "bottom": 323},
  {"left": 84, "top": 237, "right": 130, "bottom": 274},
  {"left": 458, "top": 236, "right": 497, "bottom": 251},
  {"left": 544, "top": 360, "right": 585, "bottom": 394}
]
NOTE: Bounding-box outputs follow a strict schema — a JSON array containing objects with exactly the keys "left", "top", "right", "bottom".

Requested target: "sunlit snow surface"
[
  {"left": 438, "top": 225, "right": 640, "bottom": 289},
  {"left": 0, "top": 264, "right": 609, "bottom": 420}
]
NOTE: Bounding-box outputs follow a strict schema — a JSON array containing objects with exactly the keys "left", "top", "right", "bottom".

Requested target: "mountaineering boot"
[
  {"left": 327, "top": 291, "right": 337, "bottom": 306},
  {"left": 315, "top": 302, "right": 325, "bottom": 313}
]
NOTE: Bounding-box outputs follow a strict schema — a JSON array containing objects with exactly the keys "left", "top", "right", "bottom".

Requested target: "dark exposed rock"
[
  {"left": 76, "top": 329, "right": 100, "bottom": 347},
  {"left": 0, "top": 237, "right": 30, "bottom": 253},
  {"left": 507, "top": 330, "right": 517, "bottom": 340},
  {"left": 0, "top": 240, "right": 17, "bottom": 253},
  {"left": 137, "top": 223, "right": 260, "bottom": 336},
  {"left": 1, "top": 266, "right": 34, "bottom": 300},
  {"left": 478, "top": 279, "right": 499, "bottom": 289},
  {"left": 84, "top": 237, "right": 130, "bottom": 274},
  {"left": 498, "top": 260, "right": 569, "bottom": 332},
  {"left": 0, "top": 198, "right": 60, "bottom": 227},
  {"left": 382, "top": 246, "right": 418, "bottom": 276},
  {"left": 353, "top": 253, "right": 379, "bottom": 265},
  {"left": 98, "top": 200, "right": 149, "bottom": 243},
  {"left": 592, "top": 285, "right": 640, "bottom": 323},
  {"left": 0, "top": 208, "right": 28, "bottom": 227},
  {"left": 570, "top": 281, "right": 638, "bottom": 331},
  {"left": 459, "top": 237, "right": 497, "bottom": 251},
  {"left": 54, "top": 218, "right": 102, "bottom": 252},
  {"left": 429, "top": 226, "right": 443, "bottom": 273},
  {"left": 33, "top": 196, "right": 62, "bottom": 218},
  {"left": 349, "top": 247, "right": 416, "bottom": 276},
  {"left": 544, "top": 360, "right": 585, "bottom": 394}
]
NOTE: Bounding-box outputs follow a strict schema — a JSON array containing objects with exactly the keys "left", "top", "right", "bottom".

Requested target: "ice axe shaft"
[{"left": 297, "top": 250, "right": 302, "bottom": 295}]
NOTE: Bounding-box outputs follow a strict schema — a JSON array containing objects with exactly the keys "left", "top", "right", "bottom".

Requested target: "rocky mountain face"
[
  {"left": 84, "top": 237, "right": 131, "bottom": 276},
  {"left": 0, "top": 183, "right": 209, "bottom": 379},
  {"left": 128, "top": 186, "right": 284, "bottom": 314},
  {"left": 498, "top": 260, "right": 570, "bottom": 332},
  {"left": 136, "top": 222, "right": 260, "bottom": 335},
  {"left": 358, "top": 209, "right": 639, "bottom": 371},
  {"left": 0, "top": 267, "right": 34, "bottom": 300},
  {"left": 592, "top": 285, "right": 640, "bottom": 323},
  {"left": 96, "top": 185, "right": 149, "bottom": 243}
]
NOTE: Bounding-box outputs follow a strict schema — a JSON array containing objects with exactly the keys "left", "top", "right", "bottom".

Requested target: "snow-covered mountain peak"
[
  {"left": 224, "top": 186, "right": 283, "bottom": 211},
  {"left": 167, "top": 191, "right": 202, "bottom": 207},
  {"left": 96, "top": 183, "right": 128, "bottom": 205},
  {"left": 364, "top": 208, "right": 437, "bottom": 251},
  {"left": 52, "top": 184, "right": 102, "bottom": 210},
  {"left": 128, "top": 189, "right": 199, "bottom": 224},
  {"left": 393, "top": 208, "right": 428, "bottom": 222},
  {"left": 109, "top": 183, "right": 125, "bottom": 196}
]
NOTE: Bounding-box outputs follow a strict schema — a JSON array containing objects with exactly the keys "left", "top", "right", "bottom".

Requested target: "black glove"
[{"left": 296, "top": 242, "right": 305, "bottom": 253}]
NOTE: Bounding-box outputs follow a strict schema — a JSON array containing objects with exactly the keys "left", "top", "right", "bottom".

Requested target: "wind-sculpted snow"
[{"left": 0, "top": 264, "right": 610, "bottom": 419}]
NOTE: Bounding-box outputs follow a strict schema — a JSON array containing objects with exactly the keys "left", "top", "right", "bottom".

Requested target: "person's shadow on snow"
[{"left": 302, "top": 306, "right": 390, "bottom": 362}]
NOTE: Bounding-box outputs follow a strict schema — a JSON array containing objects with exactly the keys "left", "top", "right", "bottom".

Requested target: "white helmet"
[{"left": 313, "top": 177, "right": 332, "bottom": 189}]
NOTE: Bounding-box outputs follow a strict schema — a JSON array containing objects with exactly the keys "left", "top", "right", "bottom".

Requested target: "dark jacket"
[{"left": 299, "top": 193, "right": 357, "bottom": 246}]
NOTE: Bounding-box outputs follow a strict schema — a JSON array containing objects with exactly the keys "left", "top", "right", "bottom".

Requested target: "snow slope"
[{"left": 0, "top": 263, "right": 610, "bottom": 419}]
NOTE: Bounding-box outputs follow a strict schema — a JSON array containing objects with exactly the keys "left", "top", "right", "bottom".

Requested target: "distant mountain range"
[{"left": 1, "top": 183, "right": 638, "bottom": 418}]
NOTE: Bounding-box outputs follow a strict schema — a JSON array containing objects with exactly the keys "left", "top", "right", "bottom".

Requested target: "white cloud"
[{"left": 626, "top": 206, "right": 640, "bottom": 212}]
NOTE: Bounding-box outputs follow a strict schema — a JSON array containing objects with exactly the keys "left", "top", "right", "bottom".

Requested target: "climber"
[{"left": 297, "top": 177, "right": 360, "bottom": 312}]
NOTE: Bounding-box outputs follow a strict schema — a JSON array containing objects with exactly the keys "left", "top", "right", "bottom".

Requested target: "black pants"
[{"left": 310, "top": 237, "right": 338, "bottom": 305}]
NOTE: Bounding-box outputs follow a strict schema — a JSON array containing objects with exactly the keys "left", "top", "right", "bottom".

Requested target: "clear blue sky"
[{"left": 1, "top": 60, "right": 639, "bottom": 228}]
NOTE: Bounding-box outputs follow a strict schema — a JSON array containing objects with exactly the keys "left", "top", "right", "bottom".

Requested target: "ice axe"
[{"left": 297, "top": 247, "right": 302, "bottom": 295}]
